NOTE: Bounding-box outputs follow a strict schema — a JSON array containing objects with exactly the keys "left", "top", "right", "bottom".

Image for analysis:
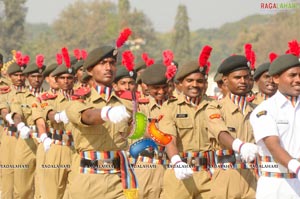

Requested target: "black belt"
[
  {"left": 217, "top": 154, "right": 236, "bottom": 164},
  {"left": 80, "top": 157, "right": 120, "bottom": 170},
  {"left": 52, "top": 133, "right": 73, "bottom": 142},
  {"left": 182, "top": 157, "right": 208, "bottom": 166}
]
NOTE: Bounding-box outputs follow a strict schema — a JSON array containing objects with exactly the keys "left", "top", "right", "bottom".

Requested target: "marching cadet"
[
  {"left": 252, "top": 54, "right": 278, "bottom": 105},
  {"left": 9, "top": 56, "right": 49, "bottom": 199},
  {"left": 213, "top": 72, "right": 228, "bottom": 100},
  {"left": 250, "top": 53, "right": 300, "bottom": 198},
  {"left": 41, "top": 49, "right": 78, "bottom": 199},
  {"left": 65, "top": 45, "right": 138, "bottom": 199},
  {"left": 205, "top": 55, "right": 259, "bottom": 198},
  {"left": 35, "top": 62, "right": 59, "bottom": 198},
  {"left": 22, "top": 55, "right": 46, "bottom": 97},
  {"left": 113, "top": 65, "right": 137, "bottom": 92},
  {"left": 0, "top": 59, "right": 28, "bottom": 199},
  {"left": 158, "top": 46, "right": 213, "bottom": 199},
  {"left": 134, "top": 62, "right": 175, "bottom": 199}
]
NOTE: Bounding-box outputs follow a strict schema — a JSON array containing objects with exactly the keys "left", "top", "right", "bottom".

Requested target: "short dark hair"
[{"left": 0, "top": 53, "right": 3, "bottom": 62}]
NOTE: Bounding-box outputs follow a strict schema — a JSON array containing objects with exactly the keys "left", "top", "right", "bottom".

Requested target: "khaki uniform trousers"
[
  {"left": 42, "top": 144, "right": 73, "bottom": 199},
  {"left": 0, "top": 132, "right": 18, "bottom": 199},
  {"left": 161, "top": 169, "right": 211, "bottom": 199},
  {"left": 210, "top": 168, "right": 257, "bottom": 199},
  {"left": 69, "top": 153, "right": 125, "bottom": 199},
  {"left": 35, "top": 143, "right": 46, "bottom": 198},
  {"left": 14, "top": 137, "right": 38, "bottom": 199},
  {"left": 134, "top": 161, "right": 165, "bottom": 199}
]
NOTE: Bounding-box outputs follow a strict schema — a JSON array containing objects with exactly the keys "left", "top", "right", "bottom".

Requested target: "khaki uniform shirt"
[
  {"left": 66, "top": 87, "right": 130, "bottom": 152},
  {"left": 205, "top": 94, "right": 256, "bottom": 149},
  {"left": 159, "top": 94, "right": 212, "bottom": 152}
]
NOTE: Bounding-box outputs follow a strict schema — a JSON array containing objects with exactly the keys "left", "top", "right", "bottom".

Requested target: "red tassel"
[
  {"left": 287, "top": 40, "right": 300, "bottom": 56},
  {"left": 73, "top": 49, "right": 81, "bottom": 60},
  {"left": 198, "top": 45, "right": 213, "bottom": 73},
  {"left": 62, "top": 47, "right": 71, "bottom": 68},
  {"left": 141, "top": 53, "right": 154, "bottom": 66},
  {"left": 165, "top": 64, "right": 177, "bottom": 80},
  {"left": 22, "top": 55, "right": 30, "bottom": 66},
  {"left": 116, "top": 28, "right": 132, "bottom": 48},
  {"left": 121, "top": 50, "right": 135, "bottom": 72},
  {"left": 15, "top": 51, "right": 23, "bottom": 66},
  {"left": 162, "top": 50, "right": 174, "bottom": 67},
  {"left": 269, "top": 52, "right": 278, "bottom": 63},
  {"left": 36, "top": 54, "right": 44, "bottom": 68},
  {"left": 81, "top": 49, "right": 88, "bottom": 60},
  {"left": 244, "top": 43, "right": 252, "bottom": 62},
  {"left": 56, "top": 53, "right": 63, "bottom": 65},
  {"left": 250, "top": 51, "right": 256, "bottom": 70}
]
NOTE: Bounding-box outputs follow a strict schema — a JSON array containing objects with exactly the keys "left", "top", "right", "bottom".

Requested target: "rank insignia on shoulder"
[
  {"left": 31, "top": 103, "right": 38, "bottom": 108},
  {"left": 41, "top": 102, "right": 49, "bottom": 108},
  {"left": 256, "top": 110, "right": 267, "bottom": 118},
  {"left": 209, "top": 114, "right": 221, "bottom": 119}
]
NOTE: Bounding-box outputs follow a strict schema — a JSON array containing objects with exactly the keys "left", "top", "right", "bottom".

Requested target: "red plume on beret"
[
  {"left": 244, "top": 43, "right": 256, "bottom": 70},
  {"left": 287, "top": 40, "right": 300, "bottom": 57},
  {"left": 15, "top": 51, "right": 23, "bottom": 66},
  {"left": 36, "top": 54, "right": 44, "bottom": 69},
  {"left": 163, "top": 50, "right": 174, "bottom": 67},
  {"left": 81, "top": 49, "right": 88, "bottom": 60},
  {"left": 56, "top": 53, "right": 63, "bottom": 65},
  {"left": 22, "top": 55, "right": 30, "bottom": 66},
  {"left": 121, "top": 50, "right": 135, "bottom": 72},
  {"left": 116, "top": 28, "right": 132, "bottom": 48},
  {"left": 141, "top": 53, "right": 154, "bottom": 66},
  {"left": 198, "top": 45, "right": 213, "bottom": 73},
  {"left": 62, "top": 47, "right": 71, "bottom": 68},
  {"left": 162, "top": 50, "right": 176, "bottom": 80},
  {"left": 269, "top": 52, "right": 278, "bottom": 63},
  {"left": 73, "top": 49, "right": 81, "bottom": 61}
]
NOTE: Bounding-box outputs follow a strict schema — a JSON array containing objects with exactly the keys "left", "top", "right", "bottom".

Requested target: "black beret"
[
  {"left": 22, "top": 62, "right": 45, "bottom": 74},
  {"left": 175, "top": 60, "right": 206, "bottom": 81},
  {"left": 51, "top": 65, "right": 75, "bottom": 77},
  {"left": 134, "top": 60, "right": 147, "bottom": 72},
  {"left": 269, "top": 54, "right": 300, "bottom": 76},
  {"left": 218, "top": 55, "right": 250, "bottom": 75},
  {"left": 114, "top": 66, "right": 137, "bottom": 83},
  {"left": 253, "top": 62, "right": 270, "bottom": 80},
  {"left": 83, "top": 46, "right": 117, "bottom": 70},
  {"left": 43, "top": 63, "right": 58, "bottom": 77},
  {"left": 141, "top": 63, "right": 167, "bottom": 85},
  {"left": 73, "top": 59, "right": 84, "bottom": 72},
  {"left": 7, "top": 62, "right": 26, "bottom": 75},
  {"left": 214, "top": 72, "right": 223, "bottom": 82}
]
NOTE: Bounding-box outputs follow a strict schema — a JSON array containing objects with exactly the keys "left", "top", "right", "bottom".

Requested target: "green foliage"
[{"left": 0, "top": 0, "right": 27, "bottom": 55}]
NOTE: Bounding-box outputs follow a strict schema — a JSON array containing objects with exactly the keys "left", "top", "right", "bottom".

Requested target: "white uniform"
[{"left": 250, "top": 91, "right": 300, "bottom": 199}]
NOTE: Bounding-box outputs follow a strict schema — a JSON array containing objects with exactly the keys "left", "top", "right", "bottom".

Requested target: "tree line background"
[{"left": 0, "top": 0, "right": 299, "bottom": 73}]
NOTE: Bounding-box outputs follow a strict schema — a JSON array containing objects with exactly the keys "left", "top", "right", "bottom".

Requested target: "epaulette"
[
  {"left": 73, "top": 86, "right": 91, "bottom": 97},
  {"left": 246, "top": 95, "right": 255, "bottom": 102},
  {"left": 138, "top": 98, "right": 149, "bottom": 104},
  {"left": 0, "top": 86, "right": 11, "bottom": 94},
  {"left": 38, "top": 92, "right": 58, "bottom": 101}
]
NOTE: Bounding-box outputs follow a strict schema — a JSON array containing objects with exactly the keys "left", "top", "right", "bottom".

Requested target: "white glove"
[
  {"left": 288, "top": 159, "right": 300, "bottom": 181},
  {"left": 40, "top": 133, "right": 52, "bottom": 152},
  {"left": 5, "top": 113, "right": 14, "bottom": 125},
  {"left": 101, "top": 105, "right": 130, "bottom": 124},
  {"left": 54, "top": 110, "right": 69, "bottom": 124},
  {"left": 17, "top": 122, "right": 31, "bottom": 139},
  {"left": 232, "top": 138, "right": 258, "bottom": 162},
  {"left": 171, "top": 155, "right": 193, "bottom": 180}
]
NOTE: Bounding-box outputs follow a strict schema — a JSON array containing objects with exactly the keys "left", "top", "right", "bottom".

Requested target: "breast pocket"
[
  {"left": 276, "top": 121, "right": 289, "bottom": 135},
  {"left": 176, "top": 118, "right": 193, "bottom": 129}
]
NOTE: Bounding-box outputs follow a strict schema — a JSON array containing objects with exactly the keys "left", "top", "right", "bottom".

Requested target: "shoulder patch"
[
  {"left": 209, "top": 113, "right": 221, "bottom": 119},
  {"left": 40, "top": 102, "right": 49, "bottom": 108},
  {"left": 31, "top": 103, "right": 38, "bottom": 108},
  {"left": 256, "top": 110, "right": 267, "bottom": 118}
]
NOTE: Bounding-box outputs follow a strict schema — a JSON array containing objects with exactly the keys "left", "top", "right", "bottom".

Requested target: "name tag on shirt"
[
  {"left": 276, "top": 120, "right": 289, "bottom": 124},
  {"left": 176, "top": 114, "right": 188, "bottom": 118}
]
